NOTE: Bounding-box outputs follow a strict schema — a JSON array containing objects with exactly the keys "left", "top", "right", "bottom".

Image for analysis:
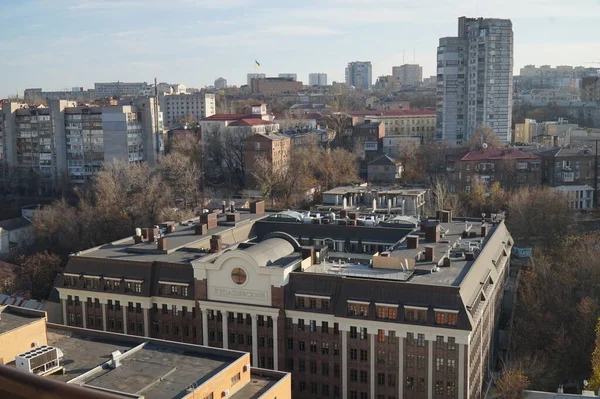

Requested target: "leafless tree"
[{"left": 466, "top": 125, "right": 503, "bottom": 150}]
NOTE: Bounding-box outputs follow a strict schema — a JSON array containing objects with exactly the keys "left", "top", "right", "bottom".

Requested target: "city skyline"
[{"left": 1, "top": 0, "right": 600, "bottom": 97}]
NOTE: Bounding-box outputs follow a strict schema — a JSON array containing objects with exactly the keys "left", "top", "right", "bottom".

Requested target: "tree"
[
  {"left": 252, "top": 155, "right": 284, "bottom": 203},
  {"left": 160, "top": 152, "right": 202, "bottom": 209},
  {"left": 417, "top": 142, "right": 451, "bottom": 184},
  {"left": 175, "top": 113, "right": 197, "bottom": 127},
  {"left": 590, "top": 318, "right": 600, "bottom": 391},
  {"left": 429, "top": 178, "right": 462, "bottom": 216},
  {"left": 14, "top": 252, "right": 62, "bottom": 300},
  {"left": 493, "top": 366, "right": 529, "bottom": 399},
  {"left": 467, "top": 125, "right": 503, "bottom": 150},
  {"left": 396, "top": 140, "right": 421, "bottom": 183}
]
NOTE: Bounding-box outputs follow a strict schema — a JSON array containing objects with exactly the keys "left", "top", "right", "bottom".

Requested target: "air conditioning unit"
[
  {"left": 15, "top": 346, "right": 64, "bottom": 375},
  {"left": 243, "top": 363, "right": 251, "bottom": 372},
  {"left": 222, "top": 389, "right": 230, "bottom": 397}
]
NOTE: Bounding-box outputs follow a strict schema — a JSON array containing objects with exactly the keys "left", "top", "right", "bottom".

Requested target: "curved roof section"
[
  {"left": 243, "top": 238, "right": 295, "bottom": 267},
  {"left": 266, "top": 210, "right": 304, "bottom": 223}
]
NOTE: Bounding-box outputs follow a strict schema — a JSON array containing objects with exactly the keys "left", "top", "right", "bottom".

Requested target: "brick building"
[
  {"left": 52, "top": 204, "right": 513, "bottom": 399},
  {"left": 244, "top": 132, "right": 291, "bottom": 188},
  {"left": 251, "top": 78, "right": 303, "bottom": 95},
  {"left": 446, "top": 148, "right": 542, "bottom": 193}
]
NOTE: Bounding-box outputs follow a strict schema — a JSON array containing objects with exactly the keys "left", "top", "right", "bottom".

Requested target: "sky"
[{"left": 1, "top": 0, "right": 600, "bottom": 97}]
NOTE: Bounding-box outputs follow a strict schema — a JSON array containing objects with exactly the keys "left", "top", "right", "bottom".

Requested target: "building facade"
[
  {"left": 244, "top": 132, "right": 291, "bottom": 188},
  {"left": 215, "top": 77, "right": 228, "bottom": 90},
  {"left": 247, "top": 73, "right": 267, "bottom": 86},
  {"left": 251, "top": 78, "right": 303, "bottom": 95},
  {"left": 346, "top": 62, "right": 373, "bottom": 90},
  {"left": 392, "top": 64, "right": 423, "bottom": 86},
  {"left": 161, "top": 92, "right": 216, "bottom": 128},
  {"left": 309, "top": 73, "right": 328, "bottom": 87},
  {"left": 367, "top": 155, "right": 402, "bottom": 184},
  {"left": 94, "top": 82, "right": 149, "bottom": 99},
  {"left": 1, "top": 98, "right": 162, "bottom": 192},
  {"left": 446, "top": 148, "right": 542, "bottom": 193},
  {"left": 582, "top": 76, "right": 600, "bottom": 102},
  {"left": 278, "top": 73, "right": 298, "bottom": 81},
  {"left": 348, "top": 110, "right": 436, "bottom": 141},
  {"left": 436, "top": 17, "right": 514, "bottom": 145},
  {"left": 52, "top": 206, "right": 513, "bottom": 399},
  {"left": 514, "top": 118, "right": 538, "bottom": 144}
]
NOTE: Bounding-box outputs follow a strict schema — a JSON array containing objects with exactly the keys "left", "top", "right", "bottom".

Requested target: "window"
[
  {"left": 136, "top": 303, "right": 142, "bottom": 314},
  {"left": 258, "top": 315, "right": 265, "bottom": 326},
  {"left": 162, "top": 304, "right": 168, "bottom": 314},
  {"left": 287, "top": 338, "right": 294, "bottom": 350},
  {"left": 170, "top": 285, "right": 178, "bottom": 295},
  {"left": 350, "top": 369, "right": 358, "bottom": 382},
  {"left": 322, "top": 321, "right": 329, "bottom": 333},
  {"left": 447, "top": 359, "right": 456, "bottom": 373},
  {"left": 229, "top": 333, "right": 236, "bottom": 344},
  {"left": 322, "top": 384, "right": 330, "bottom": 396},
  {"left": 115, "top": 300, "right": 120, "bottom": 311},
  {"left": 94, "top": 298, "right": 100, "bottom": 308},
  {"left": 237, "top": 334, "right": 243, "bottom": 344},
  {"left": 310, "top": 361, "right": 317, "bottom": 374},
  {"left": 309, "top": 298, "right": 317, "bottom": 309},
  {"left": 287, "top": 359, "right": 294, "bottom": 371},
  {"left": 296, "top": 297, "right": 305, "bottom": 308},
  {"left": 107, "top": 299, "right": 113, "bottom": 310},
  {"left": 231, "top": 372, "right": 241, "bottom": 385},
  {"left": 228, "top": 312, "right": 235, "bottom": 323},
  {"left": 389, "top": 330, "right": 396, "bottom": 343},
  {"left": 322, "top": 362, "right": 329, "bottom": 376},
  {"left": 388, "top": 352, "right": 396, "bottom": 366},
  {"left": 377, "top": 350, "right": 385, "bottom": 364},
  {"left": 406, "top": 376, "right": 414, "bottom": 389},
  {"left": 128, "top": 302, "right": 134, "bottom": 312},
  {"left": 299, "top": 380, "right": 306, "bottom": 391},
  {"left": 267, "top": 337, "right": 273, "bottom": 348},
  {"left": 259, "top": 336, "right": 265, "bottom": 347},
  {"left": 360, "top": 370, "right": 368, "bottom": 383},
  {"left": 407, "top": 332, "right": 415, "bottom": 346},
  {"left": 310, "top": 320, "right": 317, "bottom": 332},
  {"left": 417, "top": 378, "right": 425, "bottom": 392},
  {"left": 435, "top": 311, "right": 458, "bottom": 326},
  {"left": 322, "top": 299, "right": 329, "bottom": 310},
  {"left": 448, "top": 337, "right": 456, "bottom": 350},
  {"left": 436, "top": 357, "right": 444, "bottom": 372},
  {"left": 350, "top": 349, "right": 357, "bottom": 360},
  {"left": 360, "top": 349, "right": 368, "bottom": 362},
  {"left": 298, "top": 318, "right": 305, "bottom": 331},
  {"left": 436, "top": 335, "right": 445, "bottom": 349},
  {"left": 388, "top": 374, "right": 396, "bottom": 387},
  {"left": 350, "top": 326, "right": 358, "bottom": 339},
  {"left": 417, "top": 334, "right": 425, "bottom": 347},
  {"left": 405, "top": 308, "right": 427, "bottom": 323},
  {"left": 378, "top": 329, "right": 385, "bottom": 342},
  {"left": 299, "top": 360, "right": 306, "bottom": 372},
  {"left": 447, "top": 382, "right": 456, "bottom": 396},
  {"left": 349, "top": 303, "right": 369, "bottom": 316},
  {"left": 334, "top": 344, "right": 340, "bottom": 356},
  {"left": 322, "top": 342, "right": 329, "bottom": 354},
  {"left": 406, "top": 354, "right": 415, "bottom": 368},
  {"left": 417, "top": 356, "right": 425, "bottom": 370},
  {"left": 376, "top": 306, "right": 397, "bottom": 319},
  {"left": 436, "top": 381, "right": 444, "bottom": 395},
  {"left": 310, "top": 341, "right": 317, "bottom": 353},
  {"left": 286, "top": 317, "right": 293, "bottom": 329},
  {"left": 378, "top": 373, "right": 385, "bottom": 385},
  {"left": 360, "top": 327, "right": 368, "bottom": 340},
  {"left": 298, "top": 340, "right": 305, "bottom": 351}
]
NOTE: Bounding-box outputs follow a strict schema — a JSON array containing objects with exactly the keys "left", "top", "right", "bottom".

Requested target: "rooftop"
[
  {"left": 228, "top": 119, "right": 276, "bottom": 127},
  {"left": 322, "top": 184, "right": 427, "bottom": 196},
  {"left": 45, "top": 327, "right": 245, "bottom": 399},
  {"left": 0, "top": 217, "right": 31, "bottom": 231},
  {"left": 0, "top": 306, "right": 45, "bottom": 335},
  {"left": 347, "top": 109, "right": 436, "bottom": 117},
  {"left": 455, "top": 148, "right": 540, "bottom": 161}
]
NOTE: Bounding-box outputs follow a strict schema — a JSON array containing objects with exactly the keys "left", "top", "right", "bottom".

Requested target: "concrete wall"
[{"left": 0, "top": 315, "right": 47, "bottom": 364}]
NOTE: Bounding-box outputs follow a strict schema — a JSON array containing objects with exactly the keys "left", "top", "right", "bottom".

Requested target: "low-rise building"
[
  {"left": 446, "top": 149, "right": 542, "bottom": 193},
  {"left": 348, "top": 110, "right": 436, "bottom": 141},
  {"left": 552, "top": 185, "right": 594, "bottom": 210},
  {"left": 367, "top": 155, "right": 402, "bottom": 184},
  {"left": 244, "top": 132, "right": 291, "bottom": 188},
  {"left": 0, "top": 306, "right": 48, "bottom": 365},
  {"left": 161, "top": 92, "right": 216, "bottom": 127},
  {"left": 251, "top": 78, "right": 303, "bottom": 95},
  {"left": 320, "top": 184, "right": 427, "bottom": 215},
  {"left": 0, "top": 216, "right": 33, "bottom": 259},
  {"left": 514, "top": 118, "right": 539, "bottom": 143},
  {"left": 94, "top": 82, "right": 149, "bottom": 99},
  {"left": 367, "top": 97, "right": 411, "bottom": 111}
]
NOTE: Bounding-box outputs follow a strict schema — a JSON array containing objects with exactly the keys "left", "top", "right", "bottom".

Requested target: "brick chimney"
[
  {"left": 421, "top": 222, "right": 440, "bottom": 243},
  {"left": 157, "top": 237, "right": 168, "bottom": 251},
  {"left": 406, "top": 235, "right": 419, "bottom": 249},
  {"left": 424, "top": 245, "right": 435, "bottom": 262},
  {"left": 194, "top": 224, "right": 208, "bottom": 236},
  {"left": 210, "top": 235, "right": 223, "bottom": 253},
  {"left": 481, "top": 224, "right": 489, "bottom": 237},
  {"left": 250, "top": 200, "right": 265, "bottom": 214}
]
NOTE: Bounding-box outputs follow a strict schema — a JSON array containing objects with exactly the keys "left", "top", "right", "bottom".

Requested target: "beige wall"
[
  {"left": 0, "top": 316, "right": 48, "bottom": 364},
  {"left": 191, "top": 353, "right": 251, "bottom": 399},
  {"left": 258, "top": 372, "right": 292, "bottom": 399}
]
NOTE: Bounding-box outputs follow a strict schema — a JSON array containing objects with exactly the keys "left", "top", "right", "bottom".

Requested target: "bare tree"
[
  {"left": 466, "top": 125, "right": 503, "bottom": 150},
  {"left": 175, "top": 113, "right": 197, "bottom": 127},
  {"left": 396, "top": 140, "right": 420, "bottom": 183},
  {"left": 160, "top": 153, "right": 202, "bottom": 209},
  {"left": 14, "top": 251, "right": 62, "bottom": 300},
  {"left": 492, "top": 366, "right": 529, "bottom": 399},
  {"left": 429, "top": 178, "right": 462, "bottom": 216}
]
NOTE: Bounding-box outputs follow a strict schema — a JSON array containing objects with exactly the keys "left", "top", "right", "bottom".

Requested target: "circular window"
[{"left": 231, "top": 268, "right": 247, "bottom": 285}]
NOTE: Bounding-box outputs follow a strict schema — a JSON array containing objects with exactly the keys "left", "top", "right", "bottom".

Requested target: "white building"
[
  {"left": 552, "top": 185, "right": 594, "bottom": 210},
  {"left": 278, "top": 73, "right": 297, "bottom": 81},
  {"left": 436, "top": 17, "right": 514, "bottom": 145},
  {"left": 0, "top": 216, "right": 33, "bottom": 259},
  {"left": 246, "top": 73, "right": 266, "bottom": 86},
  {"left": 392, "top": 64, "right": 423, "bottom": 86},
  {"left": 308, "top": 73, "right": 328, "bottom": 86},
  {"left": 345, "top": 61, "right": 372, "bottom": 89},
  {"left": 94, "top": 82, "right": 149, "bottom": 99},
  {"left": 161, "top": 92, "right": 216, "bottom": 127},
  {"left": 214, "top": 77, "right": 227, "bottom": 90}
]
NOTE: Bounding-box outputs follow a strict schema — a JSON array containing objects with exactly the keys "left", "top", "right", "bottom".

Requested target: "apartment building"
[
  {"left": 251, "top": 78, "right": 303, "bottom": 96},
  {"left": 348, "top": 110, "right": 436, "bottom": 141},
  {"left": 436, "top": 17, "right": 514, "bottom": 144},
  {"left": 392, "top": 64, "right": 423, "bottom": 86},
  {"left": 244, "top": 132, "right": 291, "bottom": 188},
  {"left": 309, "top": 73, "right": 328, "bottom": 87},
  {"left": 0, "top": 306, "right": 291, "bottom": 399},
  {"left": 215, "top": 77, "right": 228, "bottom": 90},
  {"left": 582, "top": 76, "right": 600, "bottom": 102},
  {"left": 540, "top": 146, "right": 600, "bottom": 208},
  {"left": 94, "top": 82, "right": 149, "bottom": 99},
  {"left": 346, "top": 61, "right": 373, "bottom": 90},
  {"left": 52, "top": 205, "right": 513, "bottom": 399},
  {"left": 446, "top": 148, "right": 542, "bottom": 193},
  {"left": 514, "top": 119, "right": 539, "bottom": 144},
  {"left": 161, "top": 92, "right": 216, "bottom": 128},
  {"left": 24, "top": 87, "right": 95, "bottom": 103},
  {"left": 1, "top": 98, "right": 162, "bottom": 192}
]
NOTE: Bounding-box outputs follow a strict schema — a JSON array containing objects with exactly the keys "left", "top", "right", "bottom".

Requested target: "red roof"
[
  {"left": 346, "top": 109, "right": 436, "bottom": 117},
  {"left": 273, "top": 113, "right": 323, "bottom": 120},
  {"left": 228, "top": 118, "right": 276, "bottom": 127},
  {"left": 201, "top": 113, "right": 249, "bottom": 121},
  {"left": 458, "top": 148, "right": 540, "bottom": 161}
]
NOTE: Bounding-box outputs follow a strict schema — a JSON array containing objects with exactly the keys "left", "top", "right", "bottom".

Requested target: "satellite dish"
[
  {"left": 584, "top": 380, "right": 589, "bottom": 387},
  {"left": 482, "top": 143, "right": 488, "bottom": 149}
]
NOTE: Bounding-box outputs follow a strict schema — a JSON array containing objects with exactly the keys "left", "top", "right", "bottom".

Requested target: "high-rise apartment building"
[
  {"left": 214, "top": 77, "right": 228, "bottom": 90},
  {"left": 309, "top": 73, "right": 328, "bottom": 87},
  {"left": 436, "top": 17, "right": 514, "bottom": 144},
  {"left": 161, "top": 92, "right": 216, "bottom": 127},
  {"left": 0, "top": 98, "right": 162, "bottom": 193},
  {"left": 94, "top": 82, "right": 149, "bottom": 99},
  {"left": 345, "top": 61, "right": 373, "bottom": 89},
  {"left": 392, "top": 64, "right": 423, "bottom": 86}
]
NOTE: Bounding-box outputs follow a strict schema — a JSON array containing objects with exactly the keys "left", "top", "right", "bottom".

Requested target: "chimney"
[
  {"left": 226, "top": 213, "right": 241, "bottom": 222},
  {"left": 250, "top": 200, "right": 265, "bottom": 214},
  {"left": 210, "top": 235, "right": 222, "bottom": 253},
  {"left": 406, "top": 235, "right": 419, "bottom": 249},
  {"left": 442, "top": 257, "right": 451, "bottom": 267},
  {"left": 230, "top": 201, "right": 235, "bottom": 213},
  {"left": 148, "top": 227, "right": 158, "bottom": 242},
  {"left": 424, "top": 246, "right": 435, "bottom": 262},
  {"left": 423, "top": 223, "right": 441, "bottom": 243},
  {"left": 481, "top": 224, "right": 489, "bottom": 237},
  {"left": 134, "top": 235, "right": 143, "bottom": 244},
  {"left": 141, "top": 228, "right": 149, "bottom": 241},
  {"left": 372, "top": 198, "right": 377, "bottom": 211},
  {"left": 465, "top": 252, "right": 475, "bottom": 261},
  {"left": 157, "top": 237, "right": 168, "bottom": 251},
  {"left": 302, "top": 247, "right": 315, "bottom": 264},
  {"left": 222, "top": 201, "right": 227, "bottom": 213},
  {"left": 195, "top": 224, "right": 208, "bottom": 235}
]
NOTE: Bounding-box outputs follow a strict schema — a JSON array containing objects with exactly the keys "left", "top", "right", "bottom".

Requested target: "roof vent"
[{"left": 110, "top": 350, "right": 123, "bottom": 368}]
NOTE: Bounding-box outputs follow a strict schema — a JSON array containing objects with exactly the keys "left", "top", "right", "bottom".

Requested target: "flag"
[{"left": 255, "top": 60, "right": 261, "bottom": 67}]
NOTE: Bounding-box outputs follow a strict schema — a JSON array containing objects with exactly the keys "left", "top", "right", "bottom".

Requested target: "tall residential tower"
[
  {"left": 345, "top": 61, "right": 373, "bottom": 89},
  {"left": 436, "top": 17, "right": 513, "bottom": 144}
]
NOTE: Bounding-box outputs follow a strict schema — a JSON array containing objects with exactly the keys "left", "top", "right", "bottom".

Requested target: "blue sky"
[{"left": 1, "top": 0, "right": 600, "bottom": 97}]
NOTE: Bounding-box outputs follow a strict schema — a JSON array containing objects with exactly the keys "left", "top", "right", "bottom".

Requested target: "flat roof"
[
  {"left": 0, "top": 307, "right": 45, "bottom": 335},
  {"left": 323, "top": 185, "right": 427, "bottom": 196},
  {"left": 45, "top": 327, "right": 245, "bottom": 399},
  {"left": 81, "top": 211, "right": 272, "bottom": 264},
  {"left": 231, "top": 371, "right": 282, "bottom": 399}
]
